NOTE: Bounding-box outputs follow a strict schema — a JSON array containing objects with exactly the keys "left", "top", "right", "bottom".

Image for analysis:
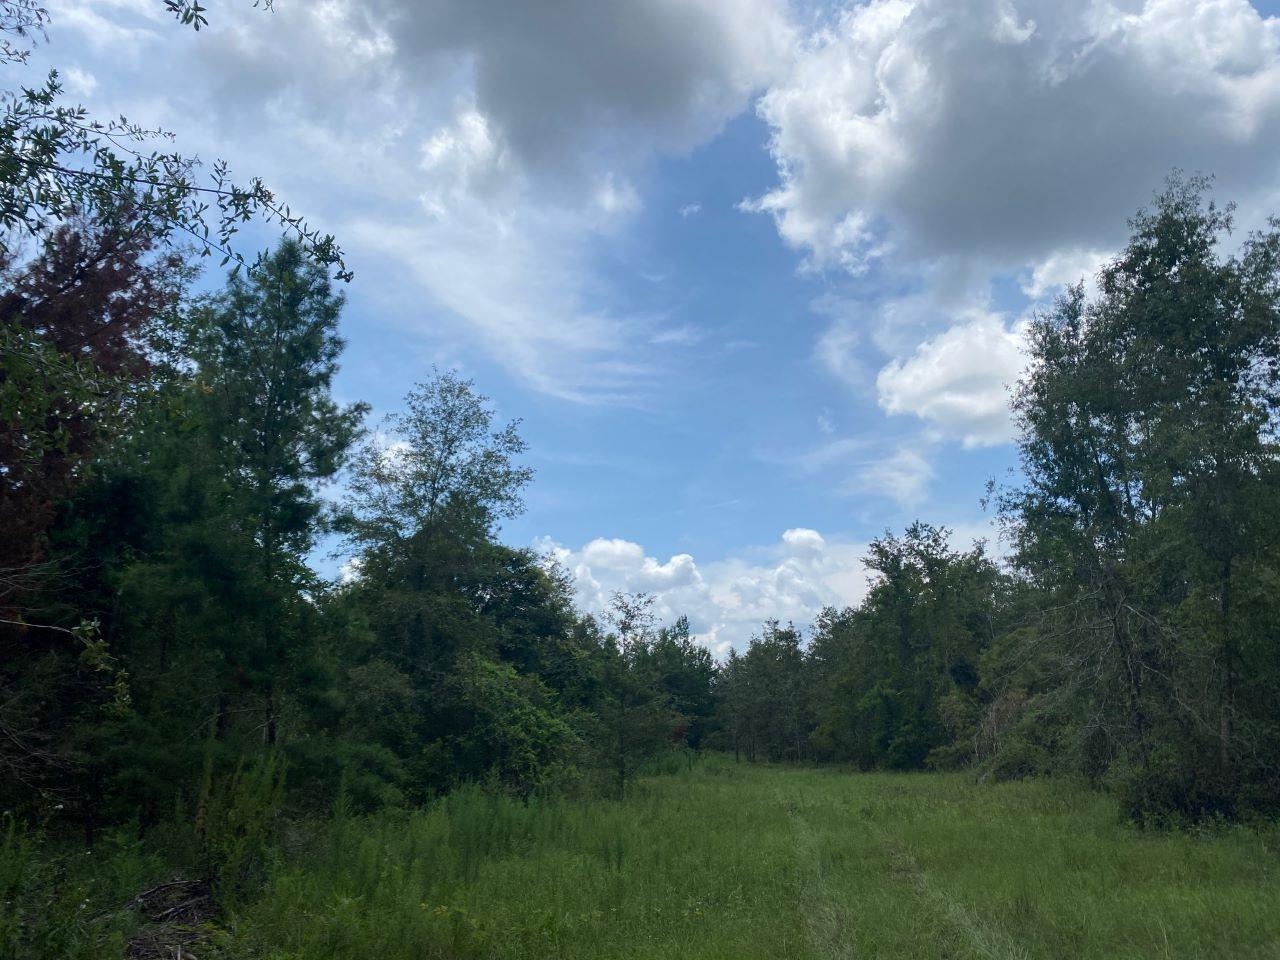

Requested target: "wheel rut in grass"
[
  {"left": 780, "top": 789, "right": 860, "bottom": 960},
  {"left": 780, "top": 779, "right": 1033, "bottom": 960},
  {"left": 869, "top": 827, "right": 1032, "bottom": 960}
]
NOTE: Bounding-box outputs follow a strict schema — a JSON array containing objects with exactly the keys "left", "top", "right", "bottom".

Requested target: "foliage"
[
  {"left": 5, "top": 59, "right": 1280, "bottom": 950},
  {"left": 717, "top": 620, "right": 810, "bottom": 763},
  {"left": 0, "top": 815, "right": 166, "bottom": 960},
  {"left": 192, "top": 747, "right": 286, "bottom": 908},
  {"left": 0, "top": 0, "right": 348, "bottom": 279},
  {"left": 342, "top": 368, "right": 532, "bottom": 561},
  {"left": 595, "top": 592, "right": 682, "bottom": 797},
  {"left": 719, "top": 524, "right": 1002, "bottom": 772},
  {"left": 0, "top": 212, "right": 183, "bottom": 593},
  {"left": 0, "top": 212, "right": 187, "bottom": 830},
  {"left": 998, "top": 173, "right": 1280, "bottom": 820}
]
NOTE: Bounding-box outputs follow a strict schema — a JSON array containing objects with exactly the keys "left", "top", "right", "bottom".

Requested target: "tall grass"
[
  {"left": 5, "top": 759, "right": 1277, "bottom": 958},
  {"left": 0, "top": 815, "right": 167, "bottom": 960},
  {"left": 216, "top": 758, "right": 1280, "bottom": 959}
]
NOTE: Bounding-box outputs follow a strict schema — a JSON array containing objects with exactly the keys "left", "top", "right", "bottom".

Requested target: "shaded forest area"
[{"left": 3, "top": 0, "right": 1280, "bottom": 953}]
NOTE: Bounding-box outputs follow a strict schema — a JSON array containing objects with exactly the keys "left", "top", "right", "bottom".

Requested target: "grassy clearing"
[{"left": 214, "top": 757, "right": 1279, "bottom": 960}]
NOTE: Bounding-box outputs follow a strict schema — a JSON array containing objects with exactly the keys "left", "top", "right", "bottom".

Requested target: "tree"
[
  {"left": 716, "top": 621, "right": 810, "bottom": 763},
  {"left": 98, "top": 240, "right": 364, "bottom": 818},
  {"left": 182, "top": 240, "right": 365, "bottom": 742},
  {"left": 341, "top": 369, "right": 533, "bottom": 679},
  {"left": 0, "top": 211, "right": 184, "bottom": 605},
  {"left": 599, "top": 592, "right": 677, "bottom": 796},
  {"left": 0, "top": 212, "right": 184, "bottom": 822},
  {"left": 187, "top": 241, "right": 364, "bottom": 577},
  {"left": 1002, "top": 174, "right": 1280, "bottom": 819},
  {"left": 344, "top": 370, "right": 531, "bottom": 563},
  {"left": 801, "top": 524, "right": 1000, "bottom": 771},
  {"left": 337, "top": 372, "right": 593, "bottom": 798},
  {"left": 647, "top": 616, "right": 716, "bottom": 748}
]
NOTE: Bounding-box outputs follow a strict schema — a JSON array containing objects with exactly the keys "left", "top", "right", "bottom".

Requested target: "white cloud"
[
  {"left": 751, "top": 0, "right": 1280, "bottom": 271},
  {"left": 62, "top": 66, "right": 99, "bottom": 97},
  {"left": 811, "top": 267, "right": 994, "bottom": 384},
  {"left": 46, "top": 0, "right": 797, "bottom": 404},
  {"left": 581, "top": 538, "right": 647, "bottom": 570},
  {"left": 679, "top": 202, "right": 703, "bottom": 217},
  {"left": 781, "top": 527, "right": 826, "bottom": 556},
  {"left": 1020, "top": 247, "right": 1111, "bottom": 300},
  {"left": 418, "top": 108, "right": 518, "bottom": 221},
  {"left": 876, "top": 315, "right": 1027, "bottom": 447},
  {"left": 536, "top": 530, "right": 871, "bottom": 656},
  {"left": 338, "top": 556, "right": 365, "bottom": 585},
  {"left": 46, "top": 0, "right": 162, "bottom": 58},
  {"left": 784, "top": 435, "right": 933, "bottom": 506},
  {"left": 592, "top": 174, "right": 642, "bottom": 219},
  {"left": 847, "top": 446, "right": 934, "bottom": 507},
  {"left": 378, "top": 0, "right": 795, "bottom": 172},
  {"left": 349, "top": 206, "right": 654, "bottom": 403},
  {"left": 814, "top": 315, "right": 866, "bottom": 386},
  {"left": 810, "top": 276, "right": 1027, "bottom": 450}
]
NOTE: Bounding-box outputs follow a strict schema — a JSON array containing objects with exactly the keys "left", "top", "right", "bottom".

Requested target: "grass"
[
  {"left": 211, "top": 757, "right": 1280, "bottom": 960},
  {"left": 6, "top": 759, "right": 1275, "bottom": 958},
  {"left": 1, "top": 815, "right": 171, "bottom": 959}
]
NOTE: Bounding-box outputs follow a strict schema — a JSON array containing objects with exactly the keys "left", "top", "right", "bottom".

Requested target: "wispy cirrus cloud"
[{"left": 45, "top": 0, "right": 796, "bottom": 403}]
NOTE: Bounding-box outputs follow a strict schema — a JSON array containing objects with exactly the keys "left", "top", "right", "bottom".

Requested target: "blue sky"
[{"left": 25, "top": 0, "right": 1280, "bottom": 651}]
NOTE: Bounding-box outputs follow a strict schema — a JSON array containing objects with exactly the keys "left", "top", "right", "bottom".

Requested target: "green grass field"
[{"left": 218, "top": 757, "right": 1279, "bottom": 960}]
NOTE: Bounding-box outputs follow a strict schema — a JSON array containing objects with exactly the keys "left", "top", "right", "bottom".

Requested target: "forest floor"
[{"left": 218, "top": 756, "right": 1279, "bottom": 960}]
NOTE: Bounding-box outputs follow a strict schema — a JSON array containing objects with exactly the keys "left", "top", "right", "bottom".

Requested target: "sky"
[{"left": 23, "top": 0, "right": 1280, "bottom": 653}]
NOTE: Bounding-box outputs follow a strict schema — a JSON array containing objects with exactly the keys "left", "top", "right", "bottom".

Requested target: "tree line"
[
  {"left": 3, "top": 2, "right": 1280, "bottom": 840},
  {"left": 0, "top": 228, "right": 724, "bottom": 833},
  {"left": 718, "top": 176, "right": 1280, "bottom": 824},
  {"left": 6, "top": 175, "right": 1280, "bottom": 839}
]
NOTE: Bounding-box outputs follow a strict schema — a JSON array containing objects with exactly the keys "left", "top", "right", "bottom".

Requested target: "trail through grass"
[{"left": 220, "top": 758, "right": 1279, "bottom": 959}]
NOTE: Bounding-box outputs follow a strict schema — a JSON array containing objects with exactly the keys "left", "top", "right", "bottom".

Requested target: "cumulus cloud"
[
  {"left": 751, "top": 0, "right": 1280, "bottom": 271},
  {"left": 540, "top": 521, "right": 1005, "bottom": 654},
  {"left": 766, "top": 1, "right": 1277, "bottom": 446},
  {"left": 781, "top": 527, "right": 826, "bottom": 556},
  {"left": 535, "top": 529, "right": 871, "bottom": 655},
  {"left": 876, "top": 315, "right": 1028, "bottom": 447},
  {"left": 811, "top": 266, "right": 996, "bottom": 393},
  {"left": 56, "top": 0, "right": 1280, "bottom": 445},
  {"left": 379, "top": 0, "right": 795, "bottom": 173}
]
